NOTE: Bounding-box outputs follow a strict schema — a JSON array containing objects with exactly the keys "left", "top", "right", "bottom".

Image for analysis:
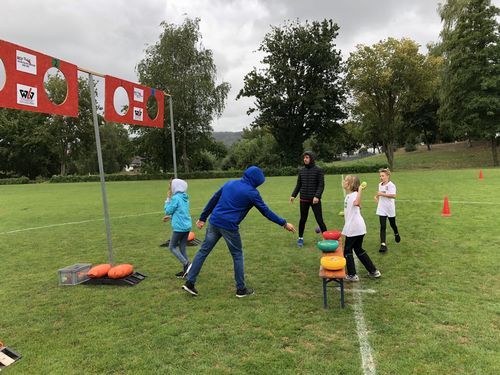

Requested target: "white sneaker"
[
  {"left": 368, "top": 270, "right": 381, "bottom": 278},
  {"left": 344, "top": 274, "right": 360, "bottom": 282}
]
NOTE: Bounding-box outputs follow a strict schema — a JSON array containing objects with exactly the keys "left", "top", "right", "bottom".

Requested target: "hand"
[
  {"left": 312, "top": 197, "right": 319, "bottom": 204},
  {"left": 289, "top": 196, "right": 295, "bottom": 204},
  {"left": 374, "top": 196, "right": 379, "bottom": 202},
  {"left": 196, "top": 220, "right": 205, "bottom": 229},
  {"left": 162, "top": 215, "right": 171, "bottom": 222},
  {"left": 283, "top": 223, "right": 296, "bottom": 233},
  {"left": 376, "top": 191, "right": 383, "bottom": 197}
]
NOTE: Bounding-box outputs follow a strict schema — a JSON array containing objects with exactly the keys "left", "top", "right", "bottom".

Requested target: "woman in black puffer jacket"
[{"left": 290, "top": 151, "right": 328, "bottom": 247}]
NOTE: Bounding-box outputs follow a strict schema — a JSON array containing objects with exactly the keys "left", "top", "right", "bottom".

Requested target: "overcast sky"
[{"left": 1, "top": 0, "right": 498, "bottom": 131}]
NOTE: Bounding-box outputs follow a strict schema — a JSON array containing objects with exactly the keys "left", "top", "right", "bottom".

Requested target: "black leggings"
[
  {"left": 344, "top": 235, "right": 377, "bottom": 276},
  {"left": 299, "top": 200, "right": 327, "bottom": 237},
  {"left": 379, "top": 216, "right": 398, "bottom": 243}
]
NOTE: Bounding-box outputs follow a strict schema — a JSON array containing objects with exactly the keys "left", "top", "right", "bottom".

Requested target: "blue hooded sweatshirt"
[
  {"left": 199, "top": 166, "right": 286, "bottom": 231},
  {"left": 164, "top": 179, "right": 192, "bottom": 232}
]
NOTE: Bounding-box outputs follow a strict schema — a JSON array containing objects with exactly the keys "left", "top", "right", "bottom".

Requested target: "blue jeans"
[
  {"left": 187, "top": 223, "right": 245, "bottom": 290},
  {"left": 169, "top": 231, "right": 189, "bottom": 266}
]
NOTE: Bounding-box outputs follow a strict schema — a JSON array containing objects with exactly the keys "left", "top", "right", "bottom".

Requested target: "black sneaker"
[
  {"left": 175, "top": 270, "right": 184, "bottom": 278},
  {"left": 379, "top": 243, "right": 388, "bottom": 253},
  {"left": 182, "top": 281, "right": 198, "bottom": 296},
  {"left": 182, "top": 262, "right": 192, "bottom": 278},
  {"left": 236, "top": 287, "right": 255, "bottom": 298},
  {"left": 395, "top": 233, "right": 401, "bottom": 243},
  {"left": 159, "top": 241, "right": 169, "bottom": 248}
]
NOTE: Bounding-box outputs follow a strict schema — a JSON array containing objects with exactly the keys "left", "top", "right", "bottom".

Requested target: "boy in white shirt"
[
  {"left": 342, "top": 175, "right": 381, "bottom": 281},
  {"left": 375, "top": 168, "right": 400, "bottom": 253}
]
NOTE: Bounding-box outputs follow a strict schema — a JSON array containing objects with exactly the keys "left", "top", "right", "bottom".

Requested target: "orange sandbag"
[
  {"left": 188, "top": 231, "right": 195, "bottom": 241},
  {"left": 107, "top": 264, "right": 134, "bottom": 279},
  {"left": 87, "top": 264, "right": 112, "bottom": 278}
]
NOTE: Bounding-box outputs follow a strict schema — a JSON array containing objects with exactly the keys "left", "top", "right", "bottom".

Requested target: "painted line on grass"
[
  {"left": 0, "top": 211, "right": 163, "bottom": 235},
  {"left": 398, "top": 198, "right": 500, "bottom": 205},
  {"left": 352, "top": 288, "right": 377, "bottom": 375},
  {"left": 334, "top": 287, "right": 376, "bottom": 294}
]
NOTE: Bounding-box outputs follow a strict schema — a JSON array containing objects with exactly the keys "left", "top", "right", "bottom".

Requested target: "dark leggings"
[
  {"left": 344, "top": 235, "right": 377, "bottom": 276},
  {"left": 299, "top": 200, "right": 327, "bottom": 237},
  {"left": 379, "top": 216, "right": 399, "bottom": 243}
]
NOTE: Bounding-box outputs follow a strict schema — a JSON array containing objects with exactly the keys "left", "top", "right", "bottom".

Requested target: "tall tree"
[
  {"left": 45, "top": 76, "right": 95, "bottom": 175},
  {"left": 237, "top": 19, "right": 346, "bottom": 166},
  {"left": 439, "top": 0, "right": 500, "bottom": 165},
  {"left": 347, "top": 38, "right": 441, "bottom": 168},
  {"left": 136, "top": 18, "right": 230, "bottom": 172}
]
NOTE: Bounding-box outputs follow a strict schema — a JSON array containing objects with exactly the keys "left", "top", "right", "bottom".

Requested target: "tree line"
[{"left": 1, "top": 0, "right": 498, "bottom": 179}]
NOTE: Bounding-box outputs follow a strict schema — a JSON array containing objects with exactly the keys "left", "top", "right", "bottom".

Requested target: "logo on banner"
[
  {"left": 133, "top": 107, "right": 143, "bottom": 121},
  {"left": 16, "top": 50, "right": 37, "bottom": 75},
  {"left": 133, "top": 88, "right": 144, "bottom": 102},
  {"left": 17, "top": 84, "right": 38, "bottom": 107}
]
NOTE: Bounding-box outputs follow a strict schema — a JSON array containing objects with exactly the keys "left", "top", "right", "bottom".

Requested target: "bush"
[
  {"left": 0, "top": 176, "right": 30, "bottom": 185},
  {"left": 404, "top": 142, "right": 417, "bottom": 152}
]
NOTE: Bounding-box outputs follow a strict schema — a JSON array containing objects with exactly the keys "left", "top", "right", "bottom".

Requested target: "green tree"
[
  {"left": 136, "top": 18, "right": 230, "bottom": 172},
  {"left": 237, "top": 19, "right": 346, "bottom": 166},
  {"left": 439, "top": 0, "right": 500, "bottom": 165},
  {"left": 347, "top": 38, "right": 442, "bottom": 168},
  {"left": 45, "top": 76, "right": 95, "bottom": 175},
  {"left": 0, "top": 108, "right": 57, "bottom": 178}
]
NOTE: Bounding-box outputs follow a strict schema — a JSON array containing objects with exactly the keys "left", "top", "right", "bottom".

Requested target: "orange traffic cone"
[
  {"left": 442, "top": 196, "right": 451, "bottom": 217},
  {"left": 479, "top": 170, "right": 484, "bottom": 180}
]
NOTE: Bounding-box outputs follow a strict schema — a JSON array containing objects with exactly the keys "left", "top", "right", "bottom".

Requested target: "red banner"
[
  {"left": 0, "top": 39, "right": 79, "bottom": 117},
  {"left": 104, "top": 75, "right": 164, "bottom": 128}
]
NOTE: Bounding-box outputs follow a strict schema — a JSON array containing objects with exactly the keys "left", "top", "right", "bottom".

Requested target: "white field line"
[
  {"left": 0, "top": 211, "right": 163, "bottom": 235},
  {"left": 353, "top": 288, "right": 377, "bottom": 375},
  {"left": 334, "top": 287, "right": 376, "bottom": 294}
]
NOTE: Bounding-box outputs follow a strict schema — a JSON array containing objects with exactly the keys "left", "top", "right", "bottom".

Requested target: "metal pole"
[
  {"left": 169, "top": 96, "right": 177, "bottom": 178},
  {"left": 88, "top": 73, "right": 114, "bottom": 265}
]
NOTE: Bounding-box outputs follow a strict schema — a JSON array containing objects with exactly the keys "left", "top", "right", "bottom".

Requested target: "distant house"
[{"left": 125, "top": 156, "right": 144, "bottom": 172}]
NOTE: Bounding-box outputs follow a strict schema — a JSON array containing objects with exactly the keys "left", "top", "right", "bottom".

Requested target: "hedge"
[
  {"left": 0, "top": 164, "right": 387, "bottom": 185},
  {"left": 0, "top": 176, "right": 30, "bottom": 185}
]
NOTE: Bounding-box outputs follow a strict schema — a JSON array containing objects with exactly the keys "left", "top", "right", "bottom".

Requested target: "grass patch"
[
  {"left": 328, "top": 141, "right": 496, "bottom": 171},
  {"left": 1, "top": 170, "right": 499, "bottom": 374}
]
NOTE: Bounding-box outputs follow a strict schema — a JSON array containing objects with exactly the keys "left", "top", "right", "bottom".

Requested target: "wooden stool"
[{"left": 319, "top": 239, "right": 346, "bottom": 308}]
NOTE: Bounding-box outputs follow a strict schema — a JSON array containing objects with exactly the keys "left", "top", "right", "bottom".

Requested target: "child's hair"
[
  {"left": 344, "top": 175, "right": 360, "bottom": 192},
  {"left": 379, "top": 168, "right": 391, "bottom": 176}
]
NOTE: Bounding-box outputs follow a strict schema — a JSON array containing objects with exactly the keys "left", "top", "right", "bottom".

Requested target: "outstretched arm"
[{"left": 199, "top": 187, "right": 223, "bottom": 223}]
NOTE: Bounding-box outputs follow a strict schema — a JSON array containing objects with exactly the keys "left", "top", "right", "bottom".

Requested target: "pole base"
[{"left": 83, "top": 271, "right": 146, "bottom": 286}]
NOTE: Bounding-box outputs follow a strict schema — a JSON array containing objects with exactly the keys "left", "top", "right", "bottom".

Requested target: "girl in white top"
[
  {"left": 375, "top": 168, "right": 400, "bottom": 253},
  {"left": 342, "top": 175, "right": 381, "bottom": 281}
]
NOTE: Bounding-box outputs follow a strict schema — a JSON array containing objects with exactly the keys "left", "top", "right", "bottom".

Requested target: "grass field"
[{"left": 1, "top": 169, "right": 499, "bottom": 374}]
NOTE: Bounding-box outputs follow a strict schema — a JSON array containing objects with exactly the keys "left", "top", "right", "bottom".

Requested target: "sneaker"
[
  {"left": 159, "top": 242, "right": 169, "bottom": 248},
  {"left": 395, "top": 233, "right": 401, "bottom": 243},
  {"left": 182, "top": 262, "right": 192, "bottom": 278},
  {"left": 236, "top": 287, "right": 255, "bottom": 298},
  {"left": 175, "top": 270, "right": 185, "bottom": 278},
  {"left": 368, "top": 270, "right": 382, "bottom": 278},
  {"left": 297, "top": 238, "right": 304, "bottom": 248},
  {"left": 344, "top": 275, "right": 360, "bottom": 282},
  {"left": 379, "top": 243, "right": 388, "bottom": 253},
  {"left": 182, "top": 281, "right": 198, "bottom": 296}
]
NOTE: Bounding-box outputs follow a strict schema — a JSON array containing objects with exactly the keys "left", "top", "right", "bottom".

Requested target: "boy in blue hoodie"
[
  {"left": 182, "top": 166, "right": 296, "bottom": 298},
  {"left": 164, "top": 178, "right": 192, "bottom": 278}
]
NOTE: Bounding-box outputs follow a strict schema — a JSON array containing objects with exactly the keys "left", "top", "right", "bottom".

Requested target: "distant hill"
[{"left": 213, "top": 131, "right": 242, "bottom": 147}]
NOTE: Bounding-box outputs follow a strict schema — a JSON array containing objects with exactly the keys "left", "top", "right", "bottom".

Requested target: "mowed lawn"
[{"left": 1, "top": 169, "right": 499, "bottom": 374}]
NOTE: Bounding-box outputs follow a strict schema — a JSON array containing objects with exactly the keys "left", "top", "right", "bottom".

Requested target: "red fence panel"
[{"left": 0, "top": 39, "right": 78, "bottom": 117}]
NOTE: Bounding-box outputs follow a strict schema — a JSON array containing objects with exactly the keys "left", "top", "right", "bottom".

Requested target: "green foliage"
[
  {"left": 0, "top": 176, "right": 30, "bottom": 185},
  {"left": 135, "top": 18, "right": 230, "bottom": 172},
  {"left": 438, "top": 0, "right": 500, "bottom": 165},
  {"left": 347, "top": 38, "right": 443, "bottom": 168},
  {"left": 238, "top": 19, "right": 347, "bottom": 166}
]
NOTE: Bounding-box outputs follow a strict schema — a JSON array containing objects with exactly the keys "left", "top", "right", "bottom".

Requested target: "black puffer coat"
[{"left": 291, "top": 151, "right": 325, "bottom": 201}]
